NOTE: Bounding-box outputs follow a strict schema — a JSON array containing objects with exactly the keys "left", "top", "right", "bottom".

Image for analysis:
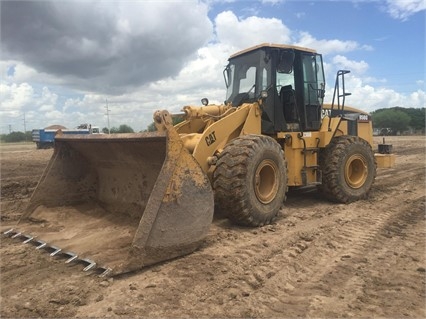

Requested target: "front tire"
[
  {"left": 319, "top": 135, "right": 376, "bottom": 203},
  {"left": 213, "top": 135, "right": 287, "bottom": 226}
]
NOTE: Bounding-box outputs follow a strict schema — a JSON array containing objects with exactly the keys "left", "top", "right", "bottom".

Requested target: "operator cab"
[{"left": 224, "top": 43, "right": 325, "bottom": 134}]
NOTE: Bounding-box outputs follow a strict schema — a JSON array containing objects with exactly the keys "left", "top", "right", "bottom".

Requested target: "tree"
[
  {"left": 109, "top": 124, "right": 134, "bottom": 133},
  {"left": 118, "top": 124, "right": 134, "bottom": 133},
  {"left": 1, "top": 131, "right": 27, "bottom": 142},
  {"left": 397, "top": 107, "right": 426, "bottom": 131},
  {"left": 146, "top": 122, "right": 156, "bottom": 132},
  {"left": 371, "top": 107, "right": 425, "bottom": 134},
  {"left": 145, "top": 114, "right": 185, "bottom": 132},
  {"left": 371, "top": 109, "right": 411, "bottom": 134}
]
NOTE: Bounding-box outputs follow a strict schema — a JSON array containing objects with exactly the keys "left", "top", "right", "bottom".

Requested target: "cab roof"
[{"left": 229, "top": 43, "right": 317, "bottom": 59}]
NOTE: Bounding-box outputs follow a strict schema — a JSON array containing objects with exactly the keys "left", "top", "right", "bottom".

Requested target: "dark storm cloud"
[{"left": 1, "top": 1, "right": 213, "bottom": 93}]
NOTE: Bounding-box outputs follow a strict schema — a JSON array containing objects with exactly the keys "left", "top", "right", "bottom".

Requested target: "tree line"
[
  {"left": 101, "top": 124, "right": 134, "bottom": 134},
  {"left": 0, "top": 131, "right": 33, "bottom": 143},
  {"left": 371, "top": 107, "right": 425, "bottom": 135}
]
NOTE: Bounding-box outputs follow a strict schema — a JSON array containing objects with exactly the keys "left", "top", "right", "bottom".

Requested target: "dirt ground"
[{"left": 1, "top": 136, "right": 425, "bottom": 318}]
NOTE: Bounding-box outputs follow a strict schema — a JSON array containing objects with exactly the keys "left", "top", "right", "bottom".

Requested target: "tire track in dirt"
[
  {"left": 252, "top": 208, "right": 393, "bottom": 316},
  {"left": 259, "top": 208, "right": 424, "bottom": 317},
  {"left": 319, "top": 195, "right": 426, "bottom": 318},
  {"left": 252, "top": 160, "right": 425, "bottom": 317}
]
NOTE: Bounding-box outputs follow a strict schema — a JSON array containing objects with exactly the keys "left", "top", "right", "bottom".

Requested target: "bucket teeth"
[
  {"left": 23, "top": 236, "right": 35, "bottom": 244},
  {"left": 35, "top": 241, "right": 47, "bottom": 250},
  {"left": 49, "top": 246, "right": 62, "bottom": 256},
  {"left": 3, "top": 228, "right": 14, "bottom": 235},
  {"left": 81, "top": 259, "right": 97, "bottom": 272},
  {"left": 98, "top": 267, "right": 113, "bottom": 277},
  {"left": 11, "top": 232, "right": 22, "bottom": 239},
  {"left": 3, "top": 228, "right": 113, "bottom": 276},
  {"left": 63, "top": 252, "right": 79, "bottom": 264}
]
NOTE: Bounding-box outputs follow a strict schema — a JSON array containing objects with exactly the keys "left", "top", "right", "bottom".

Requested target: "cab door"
[{"left": 300, "top": 53, "right": 325, "bottom": 131}]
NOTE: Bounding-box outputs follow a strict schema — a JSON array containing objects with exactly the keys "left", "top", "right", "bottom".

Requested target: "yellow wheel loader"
[{"left": 4, "top": 43, "right": 391, "bottom": 276}]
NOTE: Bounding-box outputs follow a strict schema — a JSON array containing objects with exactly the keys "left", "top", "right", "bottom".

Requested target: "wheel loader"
[{"left": 4, "top": 43, "right": 392, "bottom": 276}]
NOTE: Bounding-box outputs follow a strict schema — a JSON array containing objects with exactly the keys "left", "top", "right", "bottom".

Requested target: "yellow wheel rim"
[
  {"left": 254, "top": 159, "right": 279, "bottom": 204},
  {"left": 344, "top": 154, "right": 368, "bottom": 189}
]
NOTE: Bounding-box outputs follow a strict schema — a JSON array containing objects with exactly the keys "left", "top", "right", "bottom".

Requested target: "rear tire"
[
  {"left": 319, "top": 135, "right": 376, "bottom": 203},
  {"left": 213, "top": 135, "right": 287, "bottom": 227}
]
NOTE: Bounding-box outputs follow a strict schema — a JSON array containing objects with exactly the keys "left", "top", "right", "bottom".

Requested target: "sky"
[{"left": 0, "top": 0, "right": 425, "bottom": 133}]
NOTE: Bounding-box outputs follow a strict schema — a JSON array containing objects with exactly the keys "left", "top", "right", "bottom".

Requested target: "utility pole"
[
  {"left": 8, "top": 124, "right": 12, "bottom": 133},
  {"left": 23, "top": 112, "right": 27, "bottom": 140},
  {"left": 105, "top": 99, "right": 111, "bottom": 134},
  {"left": 23, "top": 112, "right": 26, "bottom": 133}
]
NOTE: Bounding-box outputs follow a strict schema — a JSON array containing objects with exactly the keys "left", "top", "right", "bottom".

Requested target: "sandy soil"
[{"left": 1, "top": 136, "right": 425, "bottom": 318}]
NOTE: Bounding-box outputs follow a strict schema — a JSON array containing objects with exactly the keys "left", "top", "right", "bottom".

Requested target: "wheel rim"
[
  {"left": 254, "top": 159, "right": 279, "bottom": 204},
  {"left": 344, "top": 154, "right": 368, "bottom": 189}
]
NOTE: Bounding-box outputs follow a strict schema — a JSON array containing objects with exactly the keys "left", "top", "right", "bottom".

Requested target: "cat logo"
[
  {"left": 205, "top": 131, "right": 217, "bottom": 146},
  {"left": 321, "top": 109, "right": 331, "bottom": 118}
]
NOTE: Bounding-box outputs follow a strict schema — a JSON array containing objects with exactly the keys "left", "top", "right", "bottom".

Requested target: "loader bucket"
[{"left": 10, "top": 130, "right": 214, "bottom": 275}]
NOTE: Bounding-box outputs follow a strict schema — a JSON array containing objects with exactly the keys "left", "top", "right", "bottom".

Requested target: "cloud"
[
  {"left": 37, "top": 87, "right": 58, "bottom": 112},
  {"left": 332, "top": 55, "right": 369, "bottom": 75},
  {"left": 351, "top": 86, "right": 412, "bottom": 111},
  {"left": 295, "top": 12, "right": 306, "bottom": 19},
  {"left": 0, "top": 83, "right": 34, "bottom": 112},
  {"left": 385, "top": 0, "right": 426, "bottom": 20},
  {"left": 214, "top": 11, "right": 291, "bottom": 50},
  {"left": 319, "top": 54, "right": 424, "bottom": 113},
  {"left": 1, "top": 1, "right": 213, "bottom": 94},
  {"left": 260, "top": 0, "right": 284, "bottom": 4},
  {"left": 295, "top": 32, "right": 373, "bottom": 55},
  {"left": 326, "top": 73, "right": 425, "bottom": 113}
]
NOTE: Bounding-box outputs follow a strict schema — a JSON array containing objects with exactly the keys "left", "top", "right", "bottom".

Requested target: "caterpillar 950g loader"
[{"left": 4, "top": 43, "right": 387, "bottom": 276}]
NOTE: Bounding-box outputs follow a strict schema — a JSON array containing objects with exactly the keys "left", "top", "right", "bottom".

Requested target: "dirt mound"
[{"left": 45, "top": 124, "right": 67, "bottom": 130}]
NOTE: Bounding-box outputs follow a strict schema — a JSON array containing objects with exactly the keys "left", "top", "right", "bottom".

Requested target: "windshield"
[{"left": 224, "top": 49, "right": 271, "bottom": 106}]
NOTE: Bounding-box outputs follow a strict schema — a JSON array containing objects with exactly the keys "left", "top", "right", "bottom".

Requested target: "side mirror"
[
  {"left": 201, "top": 98, "right": 209, "bottom": 106},
  {"left": 258, "top": 90, "right": 268, "bottom": 106}
]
